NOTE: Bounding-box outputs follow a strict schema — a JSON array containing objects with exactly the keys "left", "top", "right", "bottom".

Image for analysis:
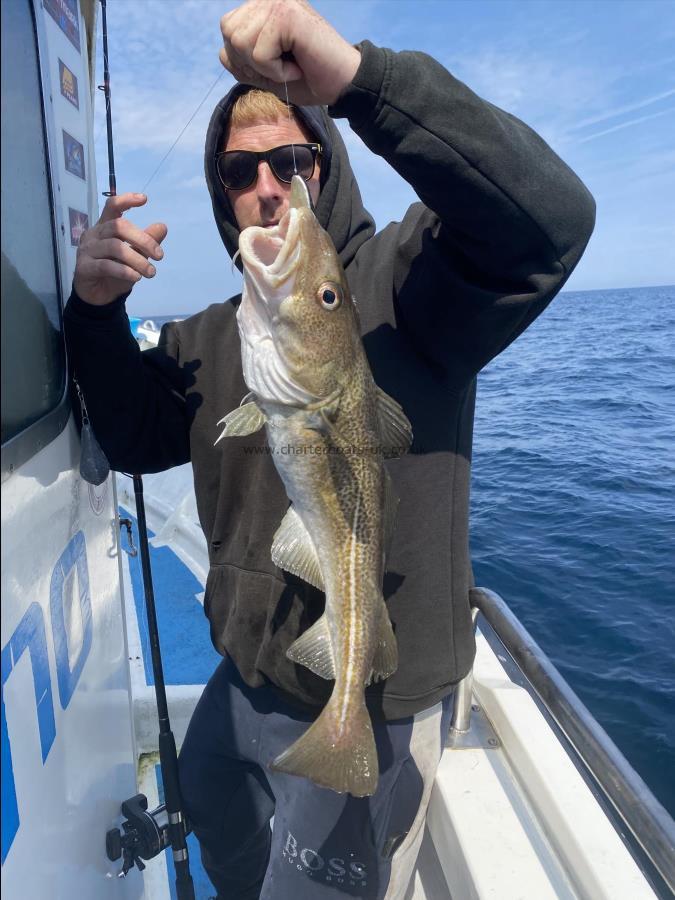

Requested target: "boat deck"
[{"left": 117, "top": 469, "right": 659, "bottom": 900}]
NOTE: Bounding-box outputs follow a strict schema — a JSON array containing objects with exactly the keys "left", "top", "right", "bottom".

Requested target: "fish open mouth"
[
  {"left": 239, "top": 208, "right": 301, "bottom": 285},
  {"left": 238, "top": 175, "right": 312, "bottom": 286}
]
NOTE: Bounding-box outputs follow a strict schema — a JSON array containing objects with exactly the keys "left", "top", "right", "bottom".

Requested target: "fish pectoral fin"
[
  {"left": 376, "top": 386, "right": 413, "bottom": 458},
  {"left": 286, "top": 614, "right": 336, "bottom": 680},
  {"left": 368, "top": 601, "right": 398, "bottom": 684},
  {"left": 271, "top": 506, "right": 324, "bottom": 591},
  {"left": 214, "top": 398, "right": 266, "bottom": 443}
]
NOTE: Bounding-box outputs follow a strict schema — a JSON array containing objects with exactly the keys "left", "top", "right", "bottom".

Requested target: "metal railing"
[{"left": 452, "top": 586, "right": 675, "bottom": 895}]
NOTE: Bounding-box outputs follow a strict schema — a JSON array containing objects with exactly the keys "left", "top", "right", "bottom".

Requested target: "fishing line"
[
  {"left": 140, "top": 68, "right": 228, "bottom": 194},
  {"left": 282, "top": 62, "right": 298, "bottom": 175},
  {"left": 284, "top": 79, "right": 298, "bottom": 175}
]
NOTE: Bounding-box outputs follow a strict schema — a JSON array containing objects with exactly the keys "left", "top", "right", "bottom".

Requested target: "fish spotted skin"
[{"left": 216, "top": 177, "right": 411, "bottom": 796}]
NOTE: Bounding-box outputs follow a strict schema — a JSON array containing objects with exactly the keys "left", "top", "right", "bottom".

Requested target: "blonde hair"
[
  {"left": 230, "top": 89, "right": 293, "bottom": 129},
  {"left": 223, "top": 89, "right": 314, "bottom": 147}
]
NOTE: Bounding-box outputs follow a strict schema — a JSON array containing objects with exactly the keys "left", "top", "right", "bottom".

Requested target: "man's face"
[{"left": 225, "top": 117, "right": 321, "bottom": 231}]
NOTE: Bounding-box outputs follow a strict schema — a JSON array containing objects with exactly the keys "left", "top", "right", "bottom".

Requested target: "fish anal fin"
[
  {"left": 368, "top": 602, "right": 398, "bottom": 684},
  {"left": 376, "top": 386, "right": 413, "bottom": 458},
  {"left": 271, "top": 506, "right": 324, "bottom": 591},
  {"left": 286, "top": 614, "right": 335, "bottom": 680},
  {"left": 270, "top": 696, "right": 379, "bottom": 797},
  {"left": 215, "top": 397, "right": 266, "bottom": 442}
]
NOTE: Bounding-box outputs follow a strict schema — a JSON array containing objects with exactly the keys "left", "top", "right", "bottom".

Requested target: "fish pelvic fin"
[
  {"left": 214, "top": 395, "right": 266, "bottom": 444},
  {"left": 369, "top": 601, "right": 398, "bottom": 684},
  {"left": 270, "top": 696, "right": 379, "bottom": 797}
]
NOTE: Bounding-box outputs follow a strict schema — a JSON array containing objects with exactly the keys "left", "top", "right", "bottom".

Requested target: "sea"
[{"left": 144, "top": 284, "right": 675, "bottom": 819}]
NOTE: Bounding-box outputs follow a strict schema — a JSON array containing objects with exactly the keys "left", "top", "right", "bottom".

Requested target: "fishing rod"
[{"left": 97, "top": 2, "right": 195, "bottom": 896}]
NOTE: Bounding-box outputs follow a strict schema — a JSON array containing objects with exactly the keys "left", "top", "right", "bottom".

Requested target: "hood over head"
[{"left": 204, "top": 83, "right": 375, "bottom": 273}]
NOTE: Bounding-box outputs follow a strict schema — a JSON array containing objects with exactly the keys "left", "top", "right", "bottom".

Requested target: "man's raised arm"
[
  {"left": 328, "top": 41, "right": 596, "bottom": 378},
  {"left": 216, "top": 0, "right": 596, "bottom": 380},
  {"left": 64, "top": 193, "right": 191, "bottom": 473}
]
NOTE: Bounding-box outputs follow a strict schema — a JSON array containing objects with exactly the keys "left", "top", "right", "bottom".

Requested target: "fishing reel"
[{"left": 106, "top": 794, "right": 191, "bottom": 877}]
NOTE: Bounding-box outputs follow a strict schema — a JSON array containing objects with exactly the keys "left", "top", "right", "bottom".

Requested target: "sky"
[{"left": 92, "top": 0, "right": 675, "bottom": 316}]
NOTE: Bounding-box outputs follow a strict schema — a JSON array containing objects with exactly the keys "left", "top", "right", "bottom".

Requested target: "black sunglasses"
[{"left": 215, "top": 143, "right": 321, "bottom": 191}]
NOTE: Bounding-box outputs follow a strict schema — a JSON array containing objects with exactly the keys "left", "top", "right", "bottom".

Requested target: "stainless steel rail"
[{"left": 468, "top": 586, "right": 675, "bottom": 895}]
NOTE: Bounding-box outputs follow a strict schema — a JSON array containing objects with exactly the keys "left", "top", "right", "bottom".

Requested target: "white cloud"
[
  {"left": 97, "top": 0, "right": 235, "bottom": 155},
  {"left": 571, "top": 88, "right": 675, "bottom": 130},
  {"left": 577, "top": 107, "right": 675, "bottom": 144},
  {"left": 443, "top": 46, "right": 622, "bottom": 151}
]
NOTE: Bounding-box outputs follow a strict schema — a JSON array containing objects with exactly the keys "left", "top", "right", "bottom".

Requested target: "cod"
[{"left": 216, "top": 176, "right": 412, "bottom": 797}]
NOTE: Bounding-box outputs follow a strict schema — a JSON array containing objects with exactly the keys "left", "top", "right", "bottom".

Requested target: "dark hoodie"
[{"left": 64, "top": 41, "right": 595, "bottom": 719}]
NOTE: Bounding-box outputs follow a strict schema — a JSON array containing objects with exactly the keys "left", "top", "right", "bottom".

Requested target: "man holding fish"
[{"left": 65, "top": 0, "right": 595, "bottom": 896}]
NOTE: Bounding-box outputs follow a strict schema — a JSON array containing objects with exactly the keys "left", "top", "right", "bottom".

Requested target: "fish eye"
[{"left": 317, "top": 282, "right": 343, "bottom": 310}]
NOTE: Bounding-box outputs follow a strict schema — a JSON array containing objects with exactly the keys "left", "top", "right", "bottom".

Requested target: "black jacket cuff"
[{"left": 65, "top": 287, "right": 129, "bottom": 321}]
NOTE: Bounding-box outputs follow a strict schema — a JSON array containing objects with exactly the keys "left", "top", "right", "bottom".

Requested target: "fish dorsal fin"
[
  {"left": 271, "top": 505, "right": 324, "bottom": 591},
  {"left": 368, "top": 601, "right": 398, "bottom": 684},
  {"left": 376, "top": 387, "right": 413, "bottom": 458},
  {"left": 215, "top": 395, "right": 266, "bottom": 443},
  {"left": 286, "top": 614, "right": 336, "bottom": 680}
]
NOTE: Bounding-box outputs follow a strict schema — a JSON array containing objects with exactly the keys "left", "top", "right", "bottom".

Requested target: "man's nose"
[{"left": 256, "top": 162, "right": 284, "bottom": 198}]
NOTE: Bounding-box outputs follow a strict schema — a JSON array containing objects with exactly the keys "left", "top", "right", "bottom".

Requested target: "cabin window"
[{"left": 1, "top": 0, "right": 66, "bottom": 446}]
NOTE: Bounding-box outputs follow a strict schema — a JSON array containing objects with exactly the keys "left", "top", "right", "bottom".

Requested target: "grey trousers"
[{"left": 178, "top": 657, "right": 453, "bottom": 899}]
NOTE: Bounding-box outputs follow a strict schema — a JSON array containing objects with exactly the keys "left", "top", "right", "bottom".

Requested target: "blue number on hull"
[
  {"left": 1, "top": 531, "right": 91, "bottom": 865},
  {"left": 50, "top": 530, "right": 93, "bottom": 710},
  {"left": 1, "top": 603, "right": 56, "bottom": 864}
]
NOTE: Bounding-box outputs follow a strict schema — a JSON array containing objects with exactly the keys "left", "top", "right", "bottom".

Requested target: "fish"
[{"left": 215, "top": 176, "right": 412, "bottom": 796}]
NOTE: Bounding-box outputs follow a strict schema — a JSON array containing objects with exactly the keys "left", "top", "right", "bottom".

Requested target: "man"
[{"left": 65, "top": 1, "right": 595, "bottom": 897}]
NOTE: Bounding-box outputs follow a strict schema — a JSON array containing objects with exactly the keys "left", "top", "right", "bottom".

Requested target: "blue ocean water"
[
  {"left": 470, "top": 284, "right": 675, "bottom": 819},
  {"left": 146, "top": 284, "right": 675, "bottom": 819}
]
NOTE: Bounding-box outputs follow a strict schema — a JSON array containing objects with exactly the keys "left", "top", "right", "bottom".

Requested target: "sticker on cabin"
[
  {"left": 44, "top": 0, "right": 81, "bottom": 52},
  {"left": 59, "top": 60, "right": 79, "bottom": 109},
  {"left": 68, "top": 208, "right": 89, "bottom": 246},
  {"left": 63, "top": 131, "right": 85, "bottom": 180}
]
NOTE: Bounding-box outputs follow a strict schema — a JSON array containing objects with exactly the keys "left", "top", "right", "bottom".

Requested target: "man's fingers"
[
  {"left": 145, "top": 222, "right": 168, "bottom": 245},
  {"left": 220, "top": 5, "right": 255, "bottom": 45},
  {"left": 86, "top": 257, "right": 143, "bottom": 286},
  {"left": 220, "top": 43, "right": 258, "bottom": 85},
  {"left": 221, "top": 5, "right": 303, "bottom": 86},
  {"left": 98, "top": 217, "right": 165, "bottom": 260},
  {"left": 98, "top": 192, "right": 148, "bottom": 224},
  {"left": 220, "top": 43, "right": 290, "bottom": 99},
  {"left": 88, "top": 238, "right": 157, "bottom": 278},
  {"left": 252, "top": 16, "right": 303, "bottom": 83}
]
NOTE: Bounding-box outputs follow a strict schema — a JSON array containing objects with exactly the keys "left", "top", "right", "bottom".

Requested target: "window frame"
[{"left": 1, "top": 0, "right": 72, "bottom": 483}]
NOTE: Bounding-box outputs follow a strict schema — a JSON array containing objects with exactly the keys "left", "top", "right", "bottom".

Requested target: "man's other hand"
[
  {"left": 219, "top": 0, "right": 361, "bottom": 106},
  {"left": 73, "top": 193, "right": 167, "bottom": 306}
]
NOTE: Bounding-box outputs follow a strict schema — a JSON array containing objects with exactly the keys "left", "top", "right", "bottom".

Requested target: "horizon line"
[{"left": 128, "top": 282, "right": 675, "bottom": 317}]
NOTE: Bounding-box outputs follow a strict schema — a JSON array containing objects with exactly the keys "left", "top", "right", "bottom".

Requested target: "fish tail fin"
[{"left": 270, "top": 696, "right": 378, "bottom": 797}]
